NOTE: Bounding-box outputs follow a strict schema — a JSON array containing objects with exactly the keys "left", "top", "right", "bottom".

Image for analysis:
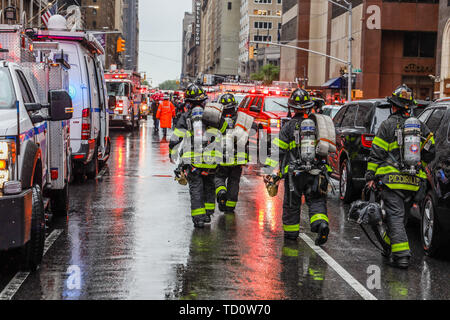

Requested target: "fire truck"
[
  {"left": 0, "top": 25, "right": 73, "bottom": 271},
  {"left": 139, "top": 85, "right": 150, "bottom": 120},
  {"left": 105, "top": 70, "right": 142, "bottom": 131}
]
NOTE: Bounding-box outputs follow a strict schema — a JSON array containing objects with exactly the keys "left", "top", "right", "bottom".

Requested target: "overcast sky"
[{"left": 138, "top": 0, "right": 191, "bottom": 87}]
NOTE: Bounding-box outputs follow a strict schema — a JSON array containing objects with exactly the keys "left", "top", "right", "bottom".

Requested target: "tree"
[
  {"left": 250, "top": 63, "right": 280, "bottom": 85},
  {"left": 159, "top": 80, "right": 179, "bottom": 90}
]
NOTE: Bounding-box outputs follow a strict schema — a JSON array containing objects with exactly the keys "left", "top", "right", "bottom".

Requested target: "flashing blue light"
[{"left": 69, "top": 85, "right": 76, "bottom": 99}]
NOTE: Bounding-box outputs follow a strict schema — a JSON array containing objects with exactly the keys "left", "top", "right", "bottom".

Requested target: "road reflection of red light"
[
  {"left": 113, "top": 135, "right": 126, "bottom": 234},
  {"left": 232, "top": 179, "right": 285, "bottom": 300},
  {"left": 138, "top": 124, "right": 147, "bottom": 168}
]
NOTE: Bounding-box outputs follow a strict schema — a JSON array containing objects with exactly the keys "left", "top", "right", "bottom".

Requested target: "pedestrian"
[
  {"left": 151, "top": 94, "right": 160, "bottom": 133},
  {"left": 215, "top": 93, "right": 256, "bottom": 214},
  {"left": 169, "top": 83, "right": 228, "bottom": 228},
  {"left": 265, "top": 89, "right": 333, "bottom": 246},
  {"left": 365, "top": 84, "right": 435, "bottom": 269},
  {"left": 156, "top": 95, "right": 176, "bottom": 137}
]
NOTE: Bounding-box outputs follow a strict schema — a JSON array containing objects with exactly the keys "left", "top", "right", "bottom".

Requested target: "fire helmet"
[
  {"left": 288, "top": 89, "right": 315, "bottom": 110},
  {"left": 219, "top": 93, "right": 238, "bottom": 110},
  {"left": 184, "top": 83, "right": 208, "bottom": 103},
  {"left": 388, "top": 84, "right": 416, "bottom": 109}
]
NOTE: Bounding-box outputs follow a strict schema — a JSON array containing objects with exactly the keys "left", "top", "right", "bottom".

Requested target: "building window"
[
  {"left": 228, "top": 2, "right": 232, "bottom": 10},
  {"left": 254, "top": 21, "right": 273, "bottom": 29},
  {"left": 403, "top": 32, "right": 437, "bottom": 58},
  {"left": 254, "top": 35, "right": 272, "bottom": 42},
  {"left": 254, "top": 0, "right": 272, "bottom": 3},
  {"left": 253, "top": 9, "right": 270, "bottom": 15}
]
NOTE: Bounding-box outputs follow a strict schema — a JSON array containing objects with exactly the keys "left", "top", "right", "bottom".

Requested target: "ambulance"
[{"left": 0, "top": 24, "right": 73, "bottom": 271}]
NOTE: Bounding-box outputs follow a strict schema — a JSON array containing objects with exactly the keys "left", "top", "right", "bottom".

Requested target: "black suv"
[
  {"left": 329, "top": 99, "right": 430, "bottom": 203},
  {"left": 329, "top": 99, "right": 392, "bottom": 203},
  {"left": 416, "top": 98, "right": 450, "bottom": 257}
]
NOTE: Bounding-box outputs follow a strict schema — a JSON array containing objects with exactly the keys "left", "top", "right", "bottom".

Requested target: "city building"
[
  {"left": 197, "top": 0, "right": 240, "bottom": 77},
  {"left": 239, "top": 0, "right": 283, "bottom": 79},
  {"left": 0, "top": 0, "right": 50, "bottom": 27},
  {"left": 122, "top": 0, "right": 139, "bottom": 71},
  {"left": 436, "top": 0, "right": 450, "bottom": 98},
  {"left": 280, "top": 0, "right": 440, "bottom": 101},
  {"left": 82, "top": 0, "right": 124, "bottom": 69},
  {"left": 181, "top": 11, "right": 194, "bottom": 82}
]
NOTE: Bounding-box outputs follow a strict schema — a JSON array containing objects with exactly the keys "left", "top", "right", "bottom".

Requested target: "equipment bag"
[
  {"left": 203, "top": 103, "right": 224, "bottom": 127},
  {"left": 233, "top": 111, "right": 254, "bottom": 147},
  {"left": 311, "top": 114, "right": 336, "bottom": 156}
]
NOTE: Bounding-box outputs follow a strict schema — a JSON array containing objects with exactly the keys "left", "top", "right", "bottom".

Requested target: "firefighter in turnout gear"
[
  {"left": 265, "top": 89, "right": 332, "bottom": 245},
  {"left": 215, "top": 93, "right": 256, "bottom": 214},
  {"left": 169, "top": 84, "right": 228, "bottom": 228},
  {"left": 365, "top": 84, "right": 435, "bottom": 269}
]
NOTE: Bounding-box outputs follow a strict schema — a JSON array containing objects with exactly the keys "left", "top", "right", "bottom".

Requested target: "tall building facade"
[
  {"left": 0, "top": 0, "right": 49, "bottom": 26},
  {"left": 181, "top": 11, "right": 194, "bottom": 81},
  {"left": 280, "top": 0, "right": 440, "bottom": 101},
  {"left": 83, "top": 0, "right": 124, "bottom": 69},
  {"left": 198, "top": 0, "right": 240, "bottom": 77},
  {"left": 123, "top": 0, "right": 139, "bottom": 71},
  {"left": 239, "top": 0, "right": 282, "bottom": 78}
]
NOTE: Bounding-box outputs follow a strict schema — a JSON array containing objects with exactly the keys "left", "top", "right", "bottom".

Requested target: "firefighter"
[
  {"left": 169, "top": 84, "right": 228, "bottom": 228},
  {"left": 365, "top": 84, "right": 435, "bottom": 269},
  {"left": 265, "top": 89, "right": 331, "bottom": 245},
  {"left": 215, "top": 93, "right": 255, "bottom": 214},
  {"left": 156, "top": 95, "right": 176, "bottom": 137}
]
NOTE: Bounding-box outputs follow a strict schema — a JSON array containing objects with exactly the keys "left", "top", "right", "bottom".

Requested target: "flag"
[{"left": 41, "top": 3, "right": 57, "bottom": 27}]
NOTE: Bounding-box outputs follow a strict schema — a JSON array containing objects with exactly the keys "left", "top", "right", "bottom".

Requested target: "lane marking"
[
  {"left": 0, "top": 229, "right": 64, "bottom": 301},
  {"left": 299, "top": 233, "right": 378, "bottom": 301}
]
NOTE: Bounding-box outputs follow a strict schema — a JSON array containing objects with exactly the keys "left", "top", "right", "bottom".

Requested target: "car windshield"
[
  {"left": 264, "top": 97, "right": 289, "bottom": 112},
  {"left": 107, "top": 82, "right": 128, "bottom": 96},
  {"left": 234, "top": 95, "right": 246, "bottom": 105},
  {"left": 0, "top": 68, "right": 16, "bottom": 109}
]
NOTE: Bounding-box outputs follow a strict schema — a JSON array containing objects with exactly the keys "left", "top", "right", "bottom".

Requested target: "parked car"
[
  {"left": 416, "top": 99, "right": 450, "bottom": 257},
  {"left": 322, "top": 105, "right": 342, "bottom": 119},
  {"left": 238, "top": 93, "right": 289, "bottom": 160},
  {"left": 329, "top": 99, "right": 392, "bottom": 203}
]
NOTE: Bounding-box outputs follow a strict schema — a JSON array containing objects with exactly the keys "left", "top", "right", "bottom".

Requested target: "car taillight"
[
  {"left": 82, "top": 108, "right": 91, "bottom": 140},
  {"left": 361, "top": 134, "right": 374, "bottom": 148}
]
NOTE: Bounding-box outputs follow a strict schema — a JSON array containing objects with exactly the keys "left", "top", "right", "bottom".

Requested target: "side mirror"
[
  {"left": 108, "top": 95, "right": 116, "bottom": 109},
  {"left": 30, "top": 114, "right": 45, "bottom": 124},
  {"left": 48, "top": 90, "right": 73, "bottom": 121}
]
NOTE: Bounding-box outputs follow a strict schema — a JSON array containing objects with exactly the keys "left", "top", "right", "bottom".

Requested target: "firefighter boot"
[
  {"left": 217, "top": 190, "right": 227, "bottom": 212},
  {"left": 386, "top": 256, "right": 410, "bottom": 269},
  {"left": 315, "top": 222, "right": 329, "bottom": 246},
  {"left": 192, "top": 215, "right": 206, "bottom": 229},
  {"left": 204, "top": 211, "right": 213, "bottom": 223}
]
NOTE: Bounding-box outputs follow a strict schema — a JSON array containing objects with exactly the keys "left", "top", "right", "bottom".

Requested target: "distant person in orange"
[{"left": 156, "top": 95, "right": 176, "bottom": 137}]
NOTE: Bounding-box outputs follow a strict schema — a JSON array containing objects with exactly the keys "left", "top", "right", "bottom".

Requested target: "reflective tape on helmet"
[
  {"left": 192, "top": 208, "right": 206, "bottom": 217},
  {"left": 391, "top": 242, "right": 410, "bottom": 253},
  {"left": 310, "top": 214, "right": 329, "bottom": 225},
  {"left": 216, "top": 186, "right": 227, "bottom": 195},
  {"left": 283, "top": 224, "right": 300, "bottom": 232},
  {"left": 273, "top": 138, "right": 289, "bottom": 150}
]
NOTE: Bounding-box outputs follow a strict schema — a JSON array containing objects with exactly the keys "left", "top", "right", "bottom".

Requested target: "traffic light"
[
  {"left": 249, "top": 46, "right": 254, "bottom": 60},
  {"left": 117, "top": 36, "right": 126, "bottom": 53}
]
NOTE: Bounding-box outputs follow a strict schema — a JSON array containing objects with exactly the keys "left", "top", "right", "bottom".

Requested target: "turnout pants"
[
  {"left": 187, "top": 168, "right": 216, "bottom": 220},
  {"left": 283, "top": 173, "right": 329, "bottom": 238},
  {"left": 381, "top": 189, "right": 412, "bottom": 259},
  {"left": 215, "top": 165, "right": 243, "bottom": 212}
]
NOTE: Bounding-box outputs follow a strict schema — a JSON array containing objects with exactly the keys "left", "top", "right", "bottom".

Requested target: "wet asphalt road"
[{"left": 1, "top": 120, "right": 450, "bottom": 300}]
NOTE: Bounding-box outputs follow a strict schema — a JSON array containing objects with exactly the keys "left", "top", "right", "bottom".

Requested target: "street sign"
[{"left": 353, "top": 69, "right": 362, "bottom": 73}]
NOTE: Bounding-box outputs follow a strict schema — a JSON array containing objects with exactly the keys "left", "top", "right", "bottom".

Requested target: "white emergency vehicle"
[
  {"left": 0, "top": 25, "right": 73, "bottom": 271},
  {"left": 33, "top": 16, "right": 111, "bottom": 180}
]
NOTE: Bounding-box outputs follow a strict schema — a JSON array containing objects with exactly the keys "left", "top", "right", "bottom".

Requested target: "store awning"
[{"left": 322, "top": 77, "right": 343, "bottom": 89}]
